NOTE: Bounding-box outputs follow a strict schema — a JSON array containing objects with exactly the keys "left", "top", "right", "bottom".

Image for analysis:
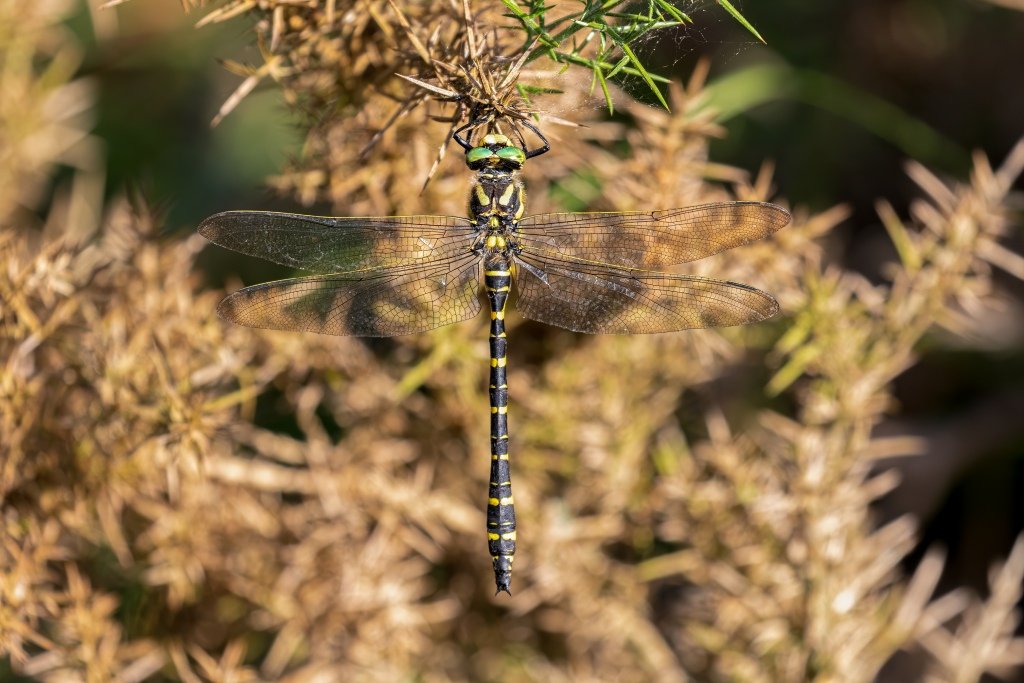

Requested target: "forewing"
[
  {"left": 199, "top": 211, "right": 473, "bottom": 274},
  {"left": 518, "top": 202, "right": 789, "bottom": 269},
  {"left": 514, "top": 253, "right": 778, "bottom": 334},
  {"left": 217, "top": 254, "right": 482, "bottom": 336}
]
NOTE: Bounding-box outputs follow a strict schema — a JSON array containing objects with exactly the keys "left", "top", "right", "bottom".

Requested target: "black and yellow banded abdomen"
[{"left": 484, "top": 255, "right": 516, "bottom": 594}]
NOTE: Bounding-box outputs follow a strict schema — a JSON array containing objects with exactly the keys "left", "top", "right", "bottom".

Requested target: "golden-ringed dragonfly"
[{"left": 198, "top": 121, "right": 790, "bottom": 595}]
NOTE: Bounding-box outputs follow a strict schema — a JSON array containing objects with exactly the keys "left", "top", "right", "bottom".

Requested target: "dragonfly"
[{"left": 198, "top": 120, "right": 790, "bottom": 595}]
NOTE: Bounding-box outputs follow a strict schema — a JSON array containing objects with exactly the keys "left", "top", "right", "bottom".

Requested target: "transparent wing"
[
  {"left": 517, "top": 202, "right": 790, "bottom": 269},
  {"left": 513, "top": 252, "right": 778, "bottom": 334},
  {"left": 217, "top": 253, "right": 482, "bottom": 337},
  {"left": 199, "top": 211, "right": 474, "bottom": 274}
]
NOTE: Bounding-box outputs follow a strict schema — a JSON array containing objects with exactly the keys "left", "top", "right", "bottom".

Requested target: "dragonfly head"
[{"left": 465, "top": 133, "right": 526, "bottom": 172}]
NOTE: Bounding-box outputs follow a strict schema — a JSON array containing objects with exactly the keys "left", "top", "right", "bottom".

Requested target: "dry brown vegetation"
[{"left": 3, "top": 1, "right": 1024, "bottom": 682}]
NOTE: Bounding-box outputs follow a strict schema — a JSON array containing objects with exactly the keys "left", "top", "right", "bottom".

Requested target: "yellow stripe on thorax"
[
  {"left": 475, "top": 184, "right": 489, "bottom": 206},
  {"left": 498, "top": 182, "right": 516, "bottom": 206}
]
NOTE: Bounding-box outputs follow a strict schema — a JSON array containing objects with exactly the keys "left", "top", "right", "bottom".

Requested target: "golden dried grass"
[{"left": 3, "top": 2, "right": 1024, "bottom": 682}]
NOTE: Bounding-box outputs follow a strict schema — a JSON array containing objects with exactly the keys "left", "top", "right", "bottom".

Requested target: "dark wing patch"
[
  {"left": 513, "top": 252, "right": 778, "bottom": 334},
  {"left": 217, "top": 254, "right": 482, "bottom": 336},
  {"left": 518, "top": 202, "right": 789, "bottom": 269}
]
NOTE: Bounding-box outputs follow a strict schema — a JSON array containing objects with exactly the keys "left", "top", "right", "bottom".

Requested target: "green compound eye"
[
  {"left": 466, "top": 146, "right": 495, "bottom": 165},
  {"left": 496, "top": 146, "right": 525, "bottom": 166}
]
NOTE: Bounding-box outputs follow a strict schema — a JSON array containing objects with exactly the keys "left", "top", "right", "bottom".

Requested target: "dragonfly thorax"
[{"left": 469, "top": 166, "right": 526, "bottom": 237}]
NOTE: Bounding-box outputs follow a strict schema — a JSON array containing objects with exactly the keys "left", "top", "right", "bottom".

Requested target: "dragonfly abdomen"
[{"left": 484, "top": 254, "right": 516, "bottom": 595}]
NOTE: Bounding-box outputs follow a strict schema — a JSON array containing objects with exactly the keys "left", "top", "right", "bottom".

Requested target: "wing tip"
[
  {"left": 215, "top": 289, "right": 307, "bottom": 334},
  {"left": 756, "top": 292, "right": 781, "bottom": 322},
  {"left": 735, "top": 200, "right": 792, "bottom": 231},
  {"left": 215, "top": 290, "right": 246, "bottom": 325},
  {"left": 737, "top": 283, "right": 780, "bottom": 323},
  {"left": 767, "top": 203, "right": 792, "bottom": 230},
  {"left": 197, "top": 210, "right": 243, "bottom": 241},
  {"left": 713, "top": 281, "right": 780, "bottom": 327}
]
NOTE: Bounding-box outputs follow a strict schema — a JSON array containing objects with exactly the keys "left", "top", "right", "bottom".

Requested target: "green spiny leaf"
[
  {"left": 716, "top": 0, "right": 766, "bottom": 44},
  {"left": 619, "top": 42, "right": 669, "bottom": 110}
]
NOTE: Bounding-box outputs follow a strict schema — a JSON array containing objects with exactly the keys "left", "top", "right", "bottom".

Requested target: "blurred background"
[{"left": 2, "top": 0, "right": 1023, "bottom": 681}]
